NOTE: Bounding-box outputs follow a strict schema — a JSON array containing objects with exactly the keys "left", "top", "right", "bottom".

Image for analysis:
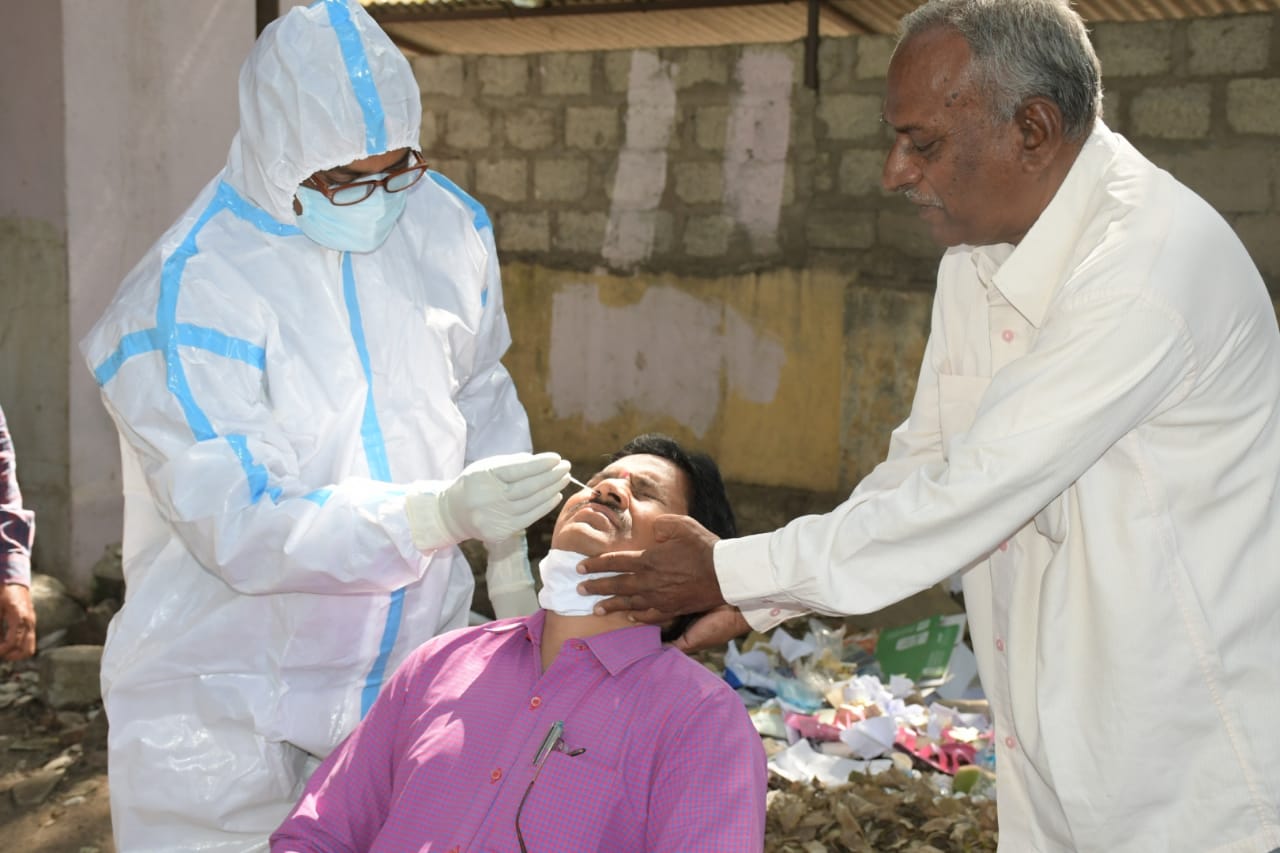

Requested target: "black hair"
[{"left": 609, "top": 433, "right": 736, "bottom": 643}]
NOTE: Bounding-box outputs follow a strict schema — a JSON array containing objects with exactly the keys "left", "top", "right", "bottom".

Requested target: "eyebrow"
[
  {"left": 629, "top": 473, "right": 662, "bottom": 493},
  {"left": 882, "top": 114, "right": 928, "bottom": 134},
  {"left": 586, "top": 469, "right": 666, "bottom": 495}
]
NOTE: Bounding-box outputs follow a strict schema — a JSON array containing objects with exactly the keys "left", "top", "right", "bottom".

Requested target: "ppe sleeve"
[
  {"left": 719, "top": 286, "right": 1196, "bottom": 616},
  {"left": 86, "top": 335, "right": 453, "bottom": 597},
  {"left": 456, "top": 225, "right": 533, "bottom": 464},
  {"left": 0, "top": 406, "right": 34, "bottom": 587}
]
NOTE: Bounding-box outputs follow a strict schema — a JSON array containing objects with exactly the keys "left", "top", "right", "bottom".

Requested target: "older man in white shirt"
[{"left": 580, "top": 1, "right": 1280, "bottom": 851}]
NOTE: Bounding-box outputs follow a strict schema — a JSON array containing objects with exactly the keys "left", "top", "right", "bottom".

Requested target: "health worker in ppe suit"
[{"left": 79, "top": 2, "right": 567, "bottom": 850}]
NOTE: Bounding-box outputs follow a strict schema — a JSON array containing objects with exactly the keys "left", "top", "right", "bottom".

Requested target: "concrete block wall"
[
  {"left": 1094, "top": 15, "right": 1280, "bottom": 287},
  {"left": 415, "top": 14, "right": 1280, "bottom": 503},
  {"left": 415, "top": 39, "right": 944, "bottom": 294}
]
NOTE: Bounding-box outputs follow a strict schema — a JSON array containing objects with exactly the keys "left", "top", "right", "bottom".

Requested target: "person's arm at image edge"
[{"left": 0, "top": 408, "right": 36, "bottom": 660}]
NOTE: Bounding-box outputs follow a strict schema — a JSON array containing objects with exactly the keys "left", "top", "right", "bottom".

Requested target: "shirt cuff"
[
  {"left": 713, "top": 534, "right": 806, "bottom": 629},
  {"left": 0, "top": 554, "right": 31, "bottom": 587},
  {"left": 739, "top": 604, "right": 805, "bottom": 633}
]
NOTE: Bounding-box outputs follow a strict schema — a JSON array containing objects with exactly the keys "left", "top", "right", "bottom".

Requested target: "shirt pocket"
[
  {"left": 512, "top": 752, "right": 634, "bottom": 852},
  {"left": 937, "top": 372, "right": 991, "bottom": 460}
]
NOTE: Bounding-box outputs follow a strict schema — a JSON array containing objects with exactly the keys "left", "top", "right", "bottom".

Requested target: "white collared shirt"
[{"left": 719, "top": 123, "right": 1280, "bottom": 852}]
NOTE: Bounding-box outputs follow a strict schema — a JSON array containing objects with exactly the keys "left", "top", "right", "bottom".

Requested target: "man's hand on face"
[
  {"left": 0, "top": 583, "right": 36, "bottom": 661},
  {"left": 577, "top": 514, "right": 725, "bottom": 622},
  {"left": 672, "top": 605, "right": 751, "bottom": 653}
]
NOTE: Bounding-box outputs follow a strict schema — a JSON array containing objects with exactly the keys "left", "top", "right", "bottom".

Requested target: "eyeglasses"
[
  {"left": 302, "top": 150, "right": 429, "bottom": 206},
  {"left": 516, "top": 720, "right": 586, "bottom": 853}
]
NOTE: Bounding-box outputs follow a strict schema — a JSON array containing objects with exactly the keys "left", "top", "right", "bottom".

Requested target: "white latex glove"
[
  {"left": 405, "top": 452, "right": 570, "bottom": 551},
  {"left": 486, "top": 534, "right": 540, "bottom": 620}
]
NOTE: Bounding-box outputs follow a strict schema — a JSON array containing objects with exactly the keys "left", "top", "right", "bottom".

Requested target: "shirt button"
[
  {"left": 770, "top": 608, "right": 782, "bottom": 617},
  {"left": 998, "top": 541, "right": 1008, "bottom": 552},
  {"left": 530, "top": 696, "right": 542, "bottom": 709},
  {"left": 995, "top": 638, "right": 1005, "bottom": 652},
  {"left": 1004, "top": 735, "right": 1017, "bottom": 749},
  {"left": 574, "top": 642, "right": 586, "bottom": 651},
  {"left": 490, "top": 768, "right": 502, "bottom": 782},
  {"left": 1001, "top": 329, "right": 1014, "bottom": 342}
]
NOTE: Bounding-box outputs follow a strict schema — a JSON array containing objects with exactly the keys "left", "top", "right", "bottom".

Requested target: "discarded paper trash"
[{"left": 705, "top": 617, "right": 1000, "bottom": 852}]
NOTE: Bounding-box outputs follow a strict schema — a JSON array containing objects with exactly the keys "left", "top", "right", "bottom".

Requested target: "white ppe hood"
[{"left": 226, "top": 0, "right": 422, "bottom": 222}]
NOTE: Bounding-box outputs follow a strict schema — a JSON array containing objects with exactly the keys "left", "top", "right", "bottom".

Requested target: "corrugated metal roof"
[{"left": 362, "top": 0, "right": 1280, "bottom": 55}]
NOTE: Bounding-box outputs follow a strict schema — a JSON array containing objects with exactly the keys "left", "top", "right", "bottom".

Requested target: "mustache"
[
  {"left": 903, "top": 188, "right": 942, "bottom": 208},
  {"left": 588, "top": 493, "right": 623, "bottom": 513},
  {"left": 574, "top": 493, "right": 631, "bottom": 530}
]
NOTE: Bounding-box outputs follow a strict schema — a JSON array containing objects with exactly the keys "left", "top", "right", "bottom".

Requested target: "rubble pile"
[{"left": 698, "top": 617, "right": 998, "bottom": 852}]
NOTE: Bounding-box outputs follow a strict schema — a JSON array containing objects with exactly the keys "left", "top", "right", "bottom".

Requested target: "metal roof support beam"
[
  {"left": 805, "top": 0, "right": 819, "bottom": 91},
  {"left": 256, "top": 0, "right": 277, "bottom": 37},
  {"left": 387, "top": 32, "right": 442, "bottom": 56},
  {"left": 367, "top": 0, "right": 817, "bottom": 24},
  {"left": 818, "top": 1, "right": 875, "bottom": 34}
]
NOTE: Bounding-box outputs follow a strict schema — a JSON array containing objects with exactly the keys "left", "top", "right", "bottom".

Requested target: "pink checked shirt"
[{"left": 271, "top": 610, "right": 767, "bottom": 852}]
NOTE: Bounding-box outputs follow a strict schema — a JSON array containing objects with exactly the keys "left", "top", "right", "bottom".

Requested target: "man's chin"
[{"left": 917, "top": 206, "right": 959, "bottom": 246}]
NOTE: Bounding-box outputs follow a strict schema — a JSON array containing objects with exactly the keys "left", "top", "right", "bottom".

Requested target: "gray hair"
[{"left": 899, "top": 0, "right": 1103, "bottom": 141}]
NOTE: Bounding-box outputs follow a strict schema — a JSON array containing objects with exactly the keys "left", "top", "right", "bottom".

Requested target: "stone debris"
[
  {"left": 0, "top": 669, "right": 40, "bottom": 710},
  {"left": 39, "top": 645, "right": 105, "bottom": 710},
  {"left": 43, "top": 745, "right": 83, "bottom": 774},
  {"left": 30, "top": 574, "right": 89, "bottom": 639},
  {"left": 12, "top": 766, "right": 66, "bottom": 807}
]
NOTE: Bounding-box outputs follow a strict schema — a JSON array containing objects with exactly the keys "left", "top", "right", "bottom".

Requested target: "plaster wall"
[
  {"left": 0, "top": 2, "right": 70, "bottom": 584},
  {"left": 0, "top": 1, "right": 250, "bottom": 596},
  {"left": 63, "top": 0, "right": 249, "bottom": 596}
]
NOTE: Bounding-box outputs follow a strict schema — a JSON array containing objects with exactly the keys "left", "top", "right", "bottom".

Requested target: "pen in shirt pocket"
[
  {"left": 533, "top": 721, "right": 564, "bottom": 767},
  {"left": 532, "top": 720, "right": 586, "bottom": 767}
]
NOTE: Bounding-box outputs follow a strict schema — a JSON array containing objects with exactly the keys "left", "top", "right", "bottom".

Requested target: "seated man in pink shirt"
[{"left": 271, "top": 433, "right": 767, "bottom": 852}]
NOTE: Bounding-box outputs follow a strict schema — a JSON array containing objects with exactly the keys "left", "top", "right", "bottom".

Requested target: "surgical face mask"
[
  {"left": 294, "top": 183, "right": 407, "bottom": 253},
  {"left": 537, "top": 549, "right": 619, "bottom": 616}
]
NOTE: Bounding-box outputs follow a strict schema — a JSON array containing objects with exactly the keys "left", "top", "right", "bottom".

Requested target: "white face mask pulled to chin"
[{"left": 536, "top": 549, "right": 620, "bottom": 616}]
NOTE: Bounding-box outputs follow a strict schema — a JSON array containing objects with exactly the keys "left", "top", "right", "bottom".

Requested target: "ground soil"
[{"left": 0, "top": 662, "right": 115, "bottom": 853}]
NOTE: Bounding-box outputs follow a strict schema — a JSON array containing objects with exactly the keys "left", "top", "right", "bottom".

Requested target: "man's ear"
[{"left": 1015, "top": 97, "right": 1064, "bottom": 171}]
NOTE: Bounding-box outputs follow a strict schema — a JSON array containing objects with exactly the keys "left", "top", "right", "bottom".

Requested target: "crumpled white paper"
[{"left": 769, "top": 738, "right": 892, "bottom": 786}]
